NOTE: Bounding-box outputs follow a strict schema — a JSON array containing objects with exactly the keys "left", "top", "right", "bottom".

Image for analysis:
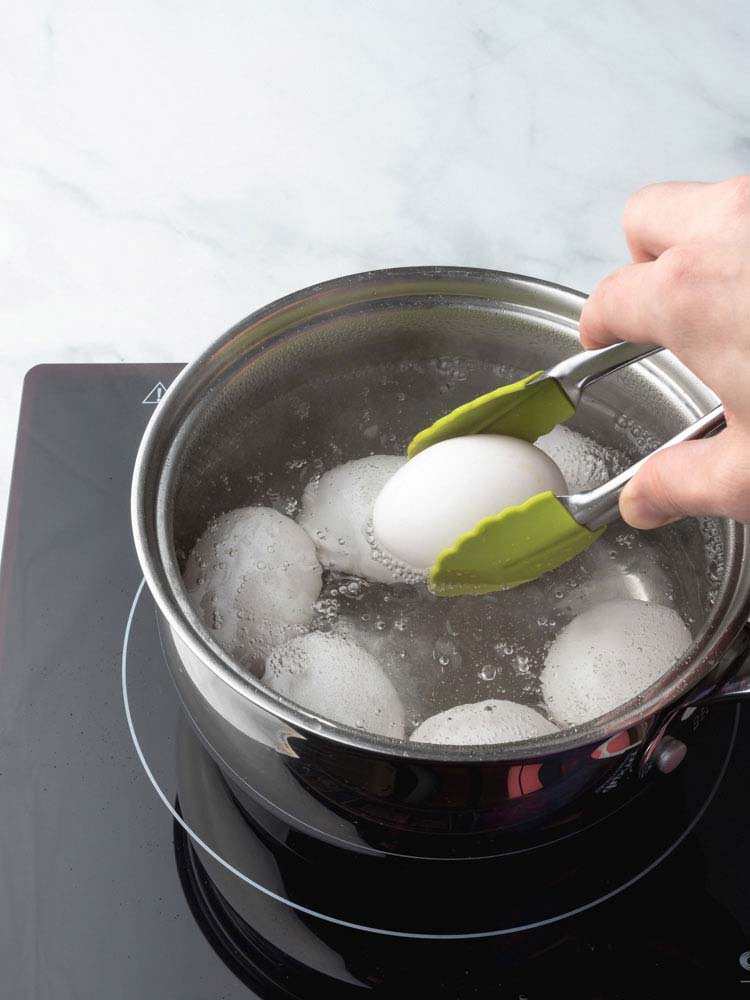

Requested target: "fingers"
[
  {"left": 623, "top": 175, "right": 750, "bottom": 263},
  {"left": 619, "top": 429, "right": 750, "bottom": 529},
  {"left": 580, "top": 240, "right": 750, "bottom": 407},
  {"left": 579, "top": 260, "right": 658, "bottom": 349},
  {"left": 581, "top": 175, "right": 750, "bottom": 530},
  {"left": 622, "top": 181, "right": 710, "bottom": 262},
  {"left": 582, "top": 176, "right": 750, "bottom": 350}
]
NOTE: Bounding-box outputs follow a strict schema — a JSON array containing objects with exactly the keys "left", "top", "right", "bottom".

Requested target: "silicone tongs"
[{"left": 408, "top": 343, "right": 726, "bottom": 596}]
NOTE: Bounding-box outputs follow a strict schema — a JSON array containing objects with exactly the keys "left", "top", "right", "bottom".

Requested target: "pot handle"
[
  {"left": 682, "top": 623, "right": 750, "bottom": 708},
  {"left": 638, "top": 626, "right": 750, "bottom": 776}
]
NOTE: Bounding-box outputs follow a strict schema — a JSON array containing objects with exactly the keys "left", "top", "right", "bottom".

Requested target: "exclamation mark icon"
[{"left": 142, "top": 381, "right": 168, "bottom": 405}]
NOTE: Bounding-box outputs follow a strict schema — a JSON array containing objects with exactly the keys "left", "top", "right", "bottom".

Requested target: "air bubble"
[{"left": 512, "top": 654, "right": 531, "bottom": 675}]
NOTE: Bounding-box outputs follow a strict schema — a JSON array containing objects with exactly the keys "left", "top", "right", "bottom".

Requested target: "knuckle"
[
  {"left": 721, "top": 173, "right": 750, "bottom": 219},
  {"left": 658, "top": 245, "right": 701, "bottom": 288},
  {"left": 599, "top": 263, "right": 632, "bottom": 297},
  {"left": 586, "top": 265, "right": 628, "bottom": 320},
  {"left": 584, "top": 266, "right": 625, "bottom": 318},
  {"left": 654, "top": 248, "right": 703, "bottom": 334},
  {"left": 622, "top": 184, "right": 655, "bottom": 232},
  {"left": 593, "top": 271, "right": 617, "bottom": 305}
]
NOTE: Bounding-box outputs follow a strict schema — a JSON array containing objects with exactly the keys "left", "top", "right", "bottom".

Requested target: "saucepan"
[{"left": 131, "top": 266, "right": 750, "bottom": 859}]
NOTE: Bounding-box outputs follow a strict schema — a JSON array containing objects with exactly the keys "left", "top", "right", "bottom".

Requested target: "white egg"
[
  {"left": 298, "top": 455, "right": 407, "bottom": 584},
  {"left": 264, "top": 632, "right": 406, "bottom": 739},
  {"left": 372, "top": 435, "right": 567, "bottom": 571},
  {"left": 183, "top": 507, "right": 323, "bottom": 670},
  {"left": 410, "top": 699, "right": 558, "bottom": 746},
  {"left": 541, "top": 599, "right": 692, "bottom": 726}
]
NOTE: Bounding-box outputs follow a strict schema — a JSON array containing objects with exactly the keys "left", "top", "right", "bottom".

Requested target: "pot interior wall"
[
  {"left": 169, "top": 291, "right": 720, "bottom": 591},
  {"left": 155, "top": 274, "right": 734, "bottom": 741}
]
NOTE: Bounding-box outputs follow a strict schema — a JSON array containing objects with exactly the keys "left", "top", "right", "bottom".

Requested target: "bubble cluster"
[
  {"left": 615, "top": 413, "right": 661, "bottom": 454},
  {"left": 536, "top": 424, "right": 623, "bottom": 494},
  {"left": 698, "top": 516, "right": 725, "bottom": 602}
]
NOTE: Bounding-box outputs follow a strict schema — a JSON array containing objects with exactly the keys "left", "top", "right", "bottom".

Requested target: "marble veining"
[{"left": 1, "top": 0, "right": 749, "bottom": 534}]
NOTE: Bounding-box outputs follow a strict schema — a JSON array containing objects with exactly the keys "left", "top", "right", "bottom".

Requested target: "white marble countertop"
[{"left": 1, "top": 1, "right": 749, "bottom": 535}]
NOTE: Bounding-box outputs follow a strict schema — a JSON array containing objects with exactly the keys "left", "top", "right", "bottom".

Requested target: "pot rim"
[{"left": 131, "top": 265, "right": 750, "bottom": 762}]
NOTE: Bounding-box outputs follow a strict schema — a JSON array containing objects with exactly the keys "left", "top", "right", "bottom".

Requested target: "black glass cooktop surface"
[{"left": 1, "top": 364, "right": 750, "bottom": 999}]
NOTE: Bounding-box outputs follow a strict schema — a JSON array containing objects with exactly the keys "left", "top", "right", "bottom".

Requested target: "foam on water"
[
  {"left": 536, "top": 424, "right": 625, "bottom": 494},
  {"left": 410, "top": 699, "right": 558, "bottom": 746},
  {"left": 183, "top": 507, "right": 322, "bottom": 671},
  {"left": 540, "top": 598, "right": 693, "bottom": 726},
  {"left": 264, "top": 632, "right": 406, "bottom": 739}
]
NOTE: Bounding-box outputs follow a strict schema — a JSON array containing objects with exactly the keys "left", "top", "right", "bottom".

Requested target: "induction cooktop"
[{"left": 1, "top": 364, "right": 750, "bottom": 999}]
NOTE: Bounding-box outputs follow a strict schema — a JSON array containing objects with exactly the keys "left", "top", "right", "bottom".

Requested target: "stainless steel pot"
[{"left": 132, "top": 266, "right": 750, "bottom": 859}]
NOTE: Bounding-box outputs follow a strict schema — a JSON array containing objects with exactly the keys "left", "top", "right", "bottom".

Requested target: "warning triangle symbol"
[{"left": 142, "top": 381, "right": 168, "bottom": 405}]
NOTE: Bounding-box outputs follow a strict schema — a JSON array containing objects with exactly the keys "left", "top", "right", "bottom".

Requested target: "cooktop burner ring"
[{"left": 123, "top": 579, "right": 740, "bottom": 940}]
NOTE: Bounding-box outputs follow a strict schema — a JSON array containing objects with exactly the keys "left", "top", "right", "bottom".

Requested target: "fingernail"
[{"left": 619, "top": 494, "right": 675, "bottom": 530}]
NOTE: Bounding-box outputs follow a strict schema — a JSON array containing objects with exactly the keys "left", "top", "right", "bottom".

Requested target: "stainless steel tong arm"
[
  {"left": 561, "top": 406, "right": 726, "bottom": 531},
  {"left": 541, "top": 341, "right": 665, "bottom": 408}
]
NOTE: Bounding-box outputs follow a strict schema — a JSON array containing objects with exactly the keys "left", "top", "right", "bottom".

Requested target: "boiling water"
[{"left": 186, "top": 355, "right": 723, "bottom": 734}]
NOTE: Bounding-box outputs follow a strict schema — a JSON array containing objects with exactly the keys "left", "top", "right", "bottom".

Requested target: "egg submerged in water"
[
  {"left": 410, "top": 699, "right": 558, "bottom": 746},
  {"left": 541, "top": 599, "right": 693, "bottom": 726},
  {"left": 265, "top": 632, "right": 407, "bottom": 739},
  {"left": 372, "top": 434, "right": 568, "bottom": 572},
  {"left": 298, "top": 454, "right": 406, "bottom": 584}
]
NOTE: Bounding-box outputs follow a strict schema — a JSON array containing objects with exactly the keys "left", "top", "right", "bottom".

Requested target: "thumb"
[{"left": 619, "top": 430, "right": 749, "bottom": 529}]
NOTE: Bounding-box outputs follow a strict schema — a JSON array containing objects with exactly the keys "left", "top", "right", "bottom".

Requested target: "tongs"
[{"left": 408, "top": 343, "right": 725, "bottom": 596}]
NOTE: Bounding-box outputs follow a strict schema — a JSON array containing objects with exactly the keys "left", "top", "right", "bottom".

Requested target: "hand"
[{"left": 579, "top": 175, "right": 750, "bottom": 529}]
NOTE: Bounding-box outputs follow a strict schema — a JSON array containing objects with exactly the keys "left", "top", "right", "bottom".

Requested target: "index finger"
[{"left": 579, "top": 259, "right": 661, "bottom": 349}]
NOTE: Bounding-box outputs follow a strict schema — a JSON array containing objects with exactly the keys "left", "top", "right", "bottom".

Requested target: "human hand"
[{"left": 579, "top": 175, "right": 750, "bottom": 529}]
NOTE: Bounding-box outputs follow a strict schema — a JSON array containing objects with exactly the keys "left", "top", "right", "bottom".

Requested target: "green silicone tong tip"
[
  {"left": 429, "top": 492, "right": 605, "bottom": 596},
  {"left": 407, "top": 372, "right": 574, "bottom": 458},
  {"left": 427, "top": 405, "right": 725, "bottom": 596},
  {"left": 408, "top": 342, "right": 665, "bottom": 460},
  {"left": 405, "top": 342, "right": 725, "bottom": 596}
]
